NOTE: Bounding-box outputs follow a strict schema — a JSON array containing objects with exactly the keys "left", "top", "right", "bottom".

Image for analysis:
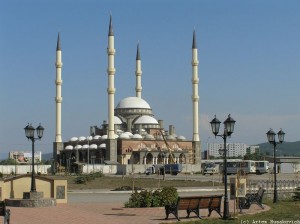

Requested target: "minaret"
[
  {"left": 107, "top": 15, "right": 116, "bottom": 140},
  {"left": 191, "top": 30, "right": 201, "bottom": 164},
  {"left": 55, "top": 33, "right": 63, "bottom": 143},
  {"left": 135, "top": 43, "right": 142, "bottom": 98},
  {"left": 106, "top": 15, "right": 117, "bottom": 162}
]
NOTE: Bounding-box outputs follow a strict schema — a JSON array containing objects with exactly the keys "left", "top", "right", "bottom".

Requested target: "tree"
[
  {"left": 243, "top": 152, "right": 262, "bottom": 161},
  {"left": 0, "top": 159, "right": 17, "bottom": 165}
]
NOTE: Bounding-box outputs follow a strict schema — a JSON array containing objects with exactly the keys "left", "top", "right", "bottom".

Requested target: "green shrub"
[
  {"left": 124, "top": 191, "right": 142, "bottom": 208},
  {"left": 75, "top": 175, "right": 87, "bottom": 184},
  {"left": 0, "top": 172, "right": 3, "bottom": 178},
  {"left": 74, "top": 172, "right": 104, "bottom": 184},
  {"left": 151, "top": 189, "right": 162, "bottom": 207},
  {"left": 139, "top": 190, "right": 153, "bottom": 207},
  {"left": 92, "top": 171, "right": 104, "bottom": 178},
  {"left": 159, "top": 186, "right": 178, "bottom": 206},
  {"left": 124, "top": 187, "right": 178, "bottom": 208}
]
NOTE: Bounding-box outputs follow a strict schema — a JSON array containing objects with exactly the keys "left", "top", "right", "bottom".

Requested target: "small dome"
[
  {"left": 86, "top": 136, "right": 93, "bottom": 141},
  {"left": 119, "top": 133, "right": 131, "bottom": 139},
  {"left": 124, "top": 132, "right": 133, "bottom": 136},
  {"left": 101, "top": 135, "right": 108, "bottom": 140},
  {"left": 116, "top": 129, "right": 123, "bottom": 134},
  {"left": 65, "top": 145, "right": 73, "bottom": 150},
  {"left": 132, "top": 134, "right": 143, "bottom": 139},
  {"left": 82, "top": 144, "right": 89, "bottom": 149},
  {"left": 93, "top": 135, "right": 101, "bottom": 140},
  {"left": 134, "top": 115, "right": 158, "bottom": 124},
  {"left": 99, "top": 143, "right": 106, "bottom": 149},
  {"left": 90, "top": 144, "right": 98, "bottom": 149},
  {"left": 144, "top": 134, "right": 155, "bottom": 140},
  {"left": 116, "top": 97, "right": 151, "bottom": 109},
  {"left": 70, "top": 137, "right": 78, "bottom": 142},
  {"left": 167, "top": 135, "right": 176, "bottom": 140},
  {"left": 78, "top": 136, "right": 86, "bottom": 141},
  {"left": 177, "top": 135, "right": 186, "bottom": 140},
  {"left": 114, "top": 116, "right": 122, "bottom": 124},
  {"left": 74, "top": 145, "right": 82, "bottom": 150}
]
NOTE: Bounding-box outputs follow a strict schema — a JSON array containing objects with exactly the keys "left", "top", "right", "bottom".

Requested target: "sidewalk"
[{"left": 6, "top": 199, "right": 269, "bottom": 224}]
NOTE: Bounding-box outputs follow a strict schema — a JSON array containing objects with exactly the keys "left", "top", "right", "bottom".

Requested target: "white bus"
[
  {"left": 255, "top": 161, "right": 270, "bottom": 174},
  {"left": 226, "top": 160, "right": 256, "bottom": 175}
]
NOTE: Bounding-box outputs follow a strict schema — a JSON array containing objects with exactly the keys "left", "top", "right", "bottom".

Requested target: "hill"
[
  {"left": 42, "top": 152, "right": 53, "bottom": 161},
  {"left": 257, "top": 141, "right": 300, "bottom": 156}
]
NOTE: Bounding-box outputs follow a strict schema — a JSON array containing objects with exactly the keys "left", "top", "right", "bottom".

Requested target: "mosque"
[{"left": 53, "top": 16, "right": 201, "bottom": 170}]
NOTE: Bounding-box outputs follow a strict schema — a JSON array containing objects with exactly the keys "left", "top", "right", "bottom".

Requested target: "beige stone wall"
[{"left": 0, "top": 175, "right": 67, "bottom": 204}]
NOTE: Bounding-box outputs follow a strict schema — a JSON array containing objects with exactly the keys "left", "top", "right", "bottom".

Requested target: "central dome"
[{"left": 116, "top": 97, "right": 151, "bottom": 109}]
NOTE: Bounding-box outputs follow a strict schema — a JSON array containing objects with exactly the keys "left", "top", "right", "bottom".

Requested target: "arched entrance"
[
  {"left": 179, "top": 153, "right": 186, "bottom": 164},
  {"left": 146, "top": 153, "right": 153, "bottom": 164}
]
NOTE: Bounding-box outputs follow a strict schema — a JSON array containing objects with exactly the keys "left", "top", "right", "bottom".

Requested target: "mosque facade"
[{"left": 53, "top": 16, "right": 201, "bottom": 169}]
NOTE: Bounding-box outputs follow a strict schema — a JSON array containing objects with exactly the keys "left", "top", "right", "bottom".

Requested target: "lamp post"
[
  {"left": 266, "top": 128, "right": 285, "bottom": 203},
  {"left": 24, "top": 123, "right": 44, "bottom": 192},
  {"left": 210, "top": 114, "right": 236, "bottom": 220}
]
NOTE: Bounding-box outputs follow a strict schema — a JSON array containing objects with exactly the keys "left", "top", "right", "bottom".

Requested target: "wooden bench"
[
  {"left": 165, "top": 195, "right": 223, "bottom": 221},
  {"left": 0, "top": 201, "right": 10, "bottom": 224},
  {"left": 239, "top": 187, "right": 265, "bottom": 210}
]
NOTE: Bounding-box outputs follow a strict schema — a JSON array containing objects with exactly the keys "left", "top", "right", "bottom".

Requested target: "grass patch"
[
  {"left": 64, "top": 174, "right": 223, "bottom": 190},
  {"left": 160, "top": 200, "right": 300, "bottom": 224}
]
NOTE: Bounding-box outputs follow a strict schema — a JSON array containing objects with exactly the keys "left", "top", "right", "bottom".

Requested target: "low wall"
[
  {"left": 0, "top": 164, "right": 202, "bottom": 175},
  {"left": 0, "top": 165, "right": 51, "bottom": 175},
  {"left": 115, "top": 164, "right": 202, "bottom": 175},
  {"left": 0, "top": 174, "right": 67, "bottom": 204}
]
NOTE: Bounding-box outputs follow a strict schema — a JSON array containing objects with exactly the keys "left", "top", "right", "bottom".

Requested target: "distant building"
[
  {"left": 9, "top": 151, "right": 42, "bottom": 164},
  {"left": 208, "top": 143, "right": 248, "bottom": 158},
  {"left": 247, "top": 145, "right": 260, "bottom": 154}
]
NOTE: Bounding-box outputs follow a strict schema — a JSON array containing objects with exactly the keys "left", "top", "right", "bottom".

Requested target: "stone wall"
[
  {"left": 0, "top": 163, "right": 201, "bottom": 175},
  {"left": 0, "top": 174, "right": 67, "bottom": 204}
]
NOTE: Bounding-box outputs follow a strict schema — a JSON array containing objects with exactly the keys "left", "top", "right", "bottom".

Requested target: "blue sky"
[{"left": 1, "top": 0, "right": 299, "bottom": 156}]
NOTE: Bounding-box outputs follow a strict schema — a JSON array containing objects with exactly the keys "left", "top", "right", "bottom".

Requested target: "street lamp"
[
  {"left": 210, "top": 114, "right": 236, "bottom": 220},
  {"left": 266, "top": 128, "right": 285, "bottom": 203},
  {"left": 24, "top": 123, "right": 44, "bottom": 192}
]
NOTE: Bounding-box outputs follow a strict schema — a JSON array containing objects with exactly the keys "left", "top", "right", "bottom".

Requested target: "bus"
[
  {"left": 255, "top": 161, "right": 270, "bottom": 174},
  {"left": 226, "top": 160, "right": 256, "bottom": 175}
]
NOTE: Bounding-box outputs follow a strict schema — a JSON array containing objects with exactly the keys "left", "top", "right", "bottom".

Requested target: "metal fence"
[{"left": 247, "top": 179, "right": 300, "bottom": 199}]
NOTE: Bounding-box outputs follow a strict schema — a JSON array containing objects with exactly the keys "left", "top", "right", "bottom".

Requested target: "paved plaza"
[{"left": 6, "top": 189, "right": 270, "bottom": 224}]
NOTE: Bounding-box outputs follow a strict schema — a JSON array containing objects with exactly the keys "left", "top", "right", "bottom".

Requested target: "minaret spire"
[
  {"left": 191, "top": 30, "right": 201, "bottom": 164},
  {"left": 135, "top": 43, "right": 142, "bottom": 98},
  {"left": 192, "top": 30, "right": 197, "bottom": 49},
  {"left": 108, "top": 14, "right": 114, "bottom": 36},
  {"left": 56, "top": 32, "right": 61, "bottom": 51},
  {"left": 55, "top": 32, "right": 63, "bottom": 143},
  {"left": 136, "top": 43, "right": 141, "bottom": 60}
]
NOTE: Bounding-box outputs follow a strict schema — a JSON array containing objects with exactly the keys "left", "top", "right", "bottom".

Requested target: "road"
[
  {"left": 68, "top": 188, "right": 225, "bottom": 203},
  {"left": 68, "top": 172, "right": 300, "bottom": 203},
  {"left": 107, "top": 172, "right": 300, "bottom": 182}
]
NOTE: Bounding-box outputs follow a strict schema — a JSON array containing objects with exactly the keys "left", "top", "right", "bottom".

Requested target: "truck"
[{"left": 144, "top": 164, "right": 182, "bottom": 175}]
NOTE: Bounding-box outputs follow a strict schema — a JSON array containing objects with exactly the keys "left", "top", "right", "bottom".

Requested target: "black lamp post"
[
  {"left": 210, "top": 114, "right": 236, "bottom": 220},
  {"left": 24, "top": 123, "right": 44, "bottom": 192},
  {"left": 266, "top": 128, "right": 285, "bottom": 203}
]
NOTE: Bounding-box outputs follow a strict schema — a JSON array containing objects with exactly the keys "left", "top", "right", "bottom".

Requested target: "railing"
[{"left": 247, "top": 179, "right": 300, "bottom": 199}]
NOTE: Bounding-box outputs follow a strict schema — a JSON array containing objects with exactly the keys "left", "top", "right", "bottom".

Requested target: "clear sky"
[{"left": 1, "top": 0, "right": 299, "bottom": 156}]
